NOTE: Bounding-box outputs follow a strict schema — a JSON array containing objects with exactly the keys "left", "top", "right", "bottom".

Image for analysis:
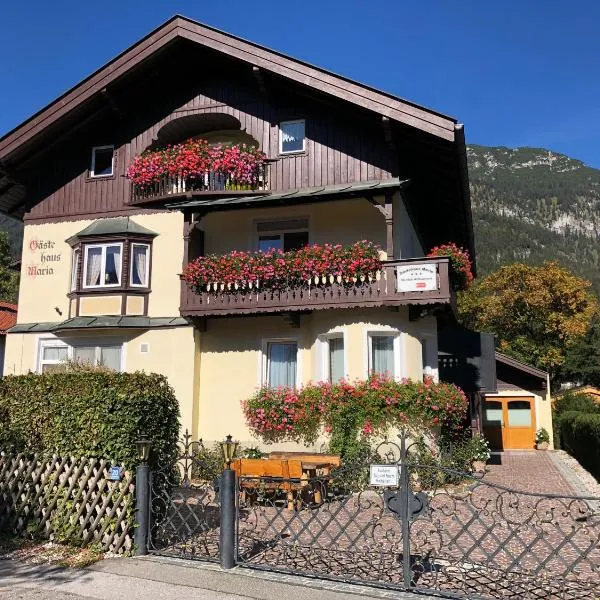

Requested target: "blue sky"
[{"left": 1, "top": 1, "right": 599, "bottom": 167}]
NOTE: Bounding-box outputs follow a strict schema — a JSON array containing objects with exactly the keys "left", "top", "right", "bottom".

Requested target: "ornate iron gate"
[
  {"left": 147, "top": 432, "right": 220, "bottom": 561},
  {"left": 236, "top": 435, "right": 600, "bottom": 599}
]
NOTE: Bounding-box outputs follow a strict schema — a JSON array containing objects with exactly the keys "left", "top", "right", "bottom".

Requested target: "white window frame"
[
  {"left": 261, "top": 338, "right": 301, "bottom": 388},
  {"left": 90, "top": 145, "right": 115, "bottom": 178},
  {"left": 129, "top": 243, "right": 150, "bottom": 288},
  {"left": 36, "top": 336, "right": 125, "bottom": 373},
  {"left": 279, "top": 120, "right": 306, "bottom": 155},
  {"left": 82, "top": 242, "right": 123, "bottom": 289},
  {"left": 255, "top": 217, "right": 310, "bottom": 252},
  {"left": 318, "top": 330, "right": 347, "bottom": 383},
  {"left": 38, "top": 338, "right": 70, "bottom": 373},
  {"left": 366, "top": 330, "right": 403, "bottom": 380},
  {"left": 70, "top": 248, "right": 80, "bottom": 292}
]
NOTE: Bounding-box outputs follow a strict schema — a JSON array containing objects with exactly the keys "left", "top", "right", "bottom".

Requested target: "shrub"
[
  {"left": 558, "top": 411, "right": 600, "bottom": 480},
  {"left": 242, "top": 374, "right": 469, "bottom": 460},
  {"left": 553, "top": 390, "right": 600, "bottom": 418},
  {"left": 0, "top": 370, "right": 180, "bottom": 469},
  {"left": 535, "top": 427, "right": 550, "bottom": 445}
]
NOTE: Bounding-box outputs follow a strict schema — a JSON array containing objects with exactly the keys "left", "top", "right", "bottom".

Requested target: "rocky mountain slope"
[{"left": 467, "top": 144, "right": 600, "bottom": 292}]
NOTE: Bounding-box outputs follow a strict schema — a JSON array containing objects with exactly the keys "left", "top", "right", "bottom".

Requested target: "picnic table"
[{"left": 232, "top": 452, "right": 341, "bottom": 509}]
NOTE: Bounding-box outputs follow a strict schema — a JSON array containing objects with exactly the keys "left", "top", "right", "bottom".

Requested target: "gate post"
[
  {"left": 219, "top": 467, "right": 236, "bottom": 569},
  {"left": 399, "top": 430, "right": 412, "bottom": 588},
  {"left": 134, "top": 462, "right": 150, "bottom": 556}
]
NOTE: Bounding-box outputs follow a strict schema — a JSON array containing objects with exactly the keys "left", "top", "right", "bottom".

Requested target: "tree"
[
  {"left": 0, "top": 231, "right": 19, "bottom": 304},
  {"left": 458, "top": 261, "right": 597, "bottom": 382},
  {"left": 562, "top": 314, "right": 600, "bottom": 387}
]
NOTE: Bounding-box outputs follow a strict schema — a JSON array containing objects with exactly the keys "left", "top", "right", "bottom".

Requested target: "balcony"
[
  {"left": 130, "top": 164, "right": 271, "bottom": 205},
  {"left": 180, "top": 257, "right": 452, "bottom": 318}
]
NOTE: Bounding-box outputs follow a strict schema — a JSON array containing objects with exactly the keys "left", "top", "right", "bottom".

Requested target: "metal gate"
[
  {"left": 147, "top": 432, "right": 221, "bottom": 561},
  {"left": 235, "top": 434, "right": 600, "bottom": 599}
]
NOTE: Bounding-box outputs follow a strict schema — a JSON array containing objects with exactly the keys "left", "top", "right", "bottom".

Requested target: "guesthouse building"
[{"left": 1, "top": 16, "right": 498, "bottom": 445}]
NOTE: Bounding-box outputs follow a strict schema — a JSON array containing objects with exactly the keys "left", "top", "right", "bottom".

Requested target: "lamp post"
[
  {"left": 219, "top": 433, "right": 238, "bottom": 569},
  {"left": 134, "top": 435, "right": 151, "bottom": 556}
]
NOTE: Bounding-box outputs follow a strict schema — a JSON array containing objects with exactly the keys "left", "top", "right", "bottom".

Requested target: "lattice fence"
[{"left": 0, "top": 452, "right": 135, "bottom": 553}]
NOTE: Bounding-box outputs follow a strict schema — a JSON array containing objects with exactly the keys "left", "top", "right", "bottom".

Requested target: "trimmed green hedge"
[
  {"left": 558, "top": 410, "right": 600, "bottom": 480},
  {"left": 0, "top": 371, "right": 180, "bottom": 469}
]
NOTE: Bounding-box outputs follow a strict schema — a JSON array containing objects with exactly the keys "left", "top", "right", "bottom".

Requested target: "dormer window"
[
  {"left": 83, "top": 243, "right": 122, "bottom": 288},
  {"left": 90, "top": 145, "right": 114, "bottom": 177},
  {"left": 279, "top": 120, "right": 305, "bottom": 154}
]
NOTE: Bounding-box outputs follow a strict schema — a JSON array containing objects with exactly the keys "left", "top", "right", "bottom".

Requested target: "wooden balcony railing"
[
  {"left": 179, "top": 257, "right": 453, "bottom": 318},
  {"left": 130, "top": 163, "right": 270, "bottom": 205}
]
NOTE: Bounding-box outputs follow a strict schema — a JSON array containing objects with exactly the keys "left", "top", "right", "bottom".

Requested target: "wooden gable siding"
[{"left": 22, "top": 71, "right": 395, "bottom": 223}]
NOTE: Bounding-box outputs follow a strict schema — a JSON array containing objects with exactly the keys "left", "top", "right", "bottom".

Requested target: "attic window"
[
  {"left": 90, "top": 146, "right": 114, "bottom": 177},
  {"left": 279, "top": 120, "right": 305, "bottom": 154}
]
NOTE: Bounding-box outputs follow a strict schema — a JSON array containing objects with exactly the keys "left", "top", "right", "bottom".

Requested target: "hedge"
[
  {"left": 558, "top": 410, "right": 600, "bottom": 480},
  {"left": 0, "top": 370, "right": 180, "bottom": 469}
]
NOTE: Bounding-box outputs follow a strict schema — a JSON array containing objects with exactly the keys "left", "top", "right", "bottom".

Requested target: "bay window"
[
  {"left": 38, "top": 339, "right": 123, "bottom": 373},
  {"left": 83, "top": 243, "right": 122, "bottom": 288},
  {"left": 130, "top": 243, "right": 150, "bottom": 287}
]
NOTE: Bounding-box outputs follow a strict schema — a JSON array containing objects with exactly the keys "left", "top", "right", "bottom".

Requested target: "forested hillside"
[{"left": 467, "top": 145, "right": 600, "bottom": 292}]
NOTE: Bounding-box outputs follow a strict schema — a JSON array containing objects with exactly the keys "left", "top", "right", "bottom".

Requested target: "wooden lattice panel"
[{"left": 0, "top": 452, "right": 135, "bottom": 553}]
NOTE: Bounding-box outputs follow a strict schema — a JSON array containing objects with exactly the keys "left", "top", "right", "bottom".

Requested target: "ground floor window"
[
  {"left": 265, "top": 340, "right": 298, "bottom": 387},
  {"left": 318, "top": 333, "right": 345, "bottom": 382},
  {"left": 368, "top": 332, "right": 400, "bottom": 378},
  {"left": 38, "top": 339, "right": 123, "bottom": 373}
]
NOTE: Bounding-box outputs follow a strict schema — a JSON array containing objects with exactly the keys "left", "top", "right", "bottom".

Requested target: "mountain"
[{"left": 467, "top": 144, "right": 600, "bottom": 293}]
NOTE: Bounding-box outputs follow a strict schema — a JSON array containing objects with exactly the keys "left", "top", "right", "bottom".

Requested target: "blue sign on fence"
[{"left": 109, "top": 466, "right": 122, "bottom": 481}]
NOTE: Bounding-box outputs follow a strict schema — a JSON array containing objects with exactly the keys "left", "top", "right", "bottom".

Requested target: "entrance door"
[{"left": 482, "top": 396, "right": 536, "bottom": 450}]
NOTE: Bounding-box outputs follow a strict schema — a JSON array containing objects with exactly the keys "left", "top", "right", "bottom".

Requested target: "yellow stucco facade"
[{"left": 6, "top": 200, "right": 443, "bottom": 447}]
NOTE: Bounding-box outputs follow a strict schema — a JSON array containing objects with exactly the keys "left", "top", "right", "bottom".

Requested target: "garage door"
[{"left": 482, "top": 396, "right": 536, "bottom": 450}]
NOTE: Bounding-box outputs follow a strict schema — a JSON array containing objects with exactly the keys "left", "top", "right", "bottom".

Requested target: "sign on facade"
[
  {"left": 396, "top": 264, "right": 438, "bottom": 292},
  {"left": 369, "top": 464, "right": 399, "bottom": 487}
]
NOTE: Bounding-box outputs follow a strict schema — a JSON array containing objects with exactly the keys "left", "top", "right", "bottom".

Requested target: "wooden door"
[
  {"left": 482, "top": 396, "right": 536, "bottom": 450},
  {"left": 504, "top": 398, "right": 536, "bottom": 449}
]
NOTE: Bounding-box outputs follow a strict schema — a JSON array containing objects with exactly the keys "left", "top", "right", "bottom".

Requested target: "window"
[
  {"left": 265, "top": 341, "right": 298, "bottom": 387},
  {"left": 279, "top": 120, "right": 305, "bottom": 154},
  {"left": 39, "top": 343, "right": 69, "bottom": 373},
  {"left": 130, "top": 243, "right": 150, "bottom": 287},
  {"left": 368, "top": 332, "right": 400, "bottom": 378},
  {"left": 320, "top": 334, "right": 345, "bottom": 383},
  {"left": 421, "top": 336, "right": 438, "bottom": 381},
  {"left": 257, "top": 219, "right": 309, "bottom": 252},
  {"left": 71, "top": 249, "right": 80, "bottom": 292},
  {"left": 73, "top": 345, "right": 122, "bottom": 371},
  {"left": 90, "top": 146, "right": 114, "bottom": 177},
  {"left": 38, "top": 339, "right": 123, "bottom": 373},
  {"left": 83, "top": 243, "right": 122, "bottom": 288}
]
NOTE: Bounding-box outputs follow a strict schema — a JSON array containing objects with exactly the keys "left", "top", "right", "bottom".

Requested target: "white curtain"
[
  {"left": 73, "top": 346, "right": 95, "bottom": 366},
  {"left": 100, "top": 346, "right": 121, "bottom": 371},
  {"left": 371, "top": 336, "right": 394, "bottom": 376},
  {"left": 268, "top": 342, "right": 297, "bottom": 387},
  {"left": 86, "top": 248, "right": 102, "bottom": 286},
  {"left": 329, "top": 337, "right": 344, "bottom": 382},
  {"left": 106, "top": 246, "right": 121, "bottom": 284},
  {"left": 132, "top": 245, "right": 148, "bottom": 285}
]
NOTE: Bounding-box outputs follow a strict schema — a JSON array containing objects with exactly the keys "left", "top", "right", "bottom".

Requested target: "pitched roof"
[
  {"left": 495, "top": 352, "right": 548, "bottom": 380},
  {"left": 0, "top": 15, "right": 459, "bottom": 163},
  {"left": 69, "top": 217, "right": 157, "bottom": 239},
  {"left": 9, "top": 316, "right": 187, "bottom": 333},
  {"left": 0, "top": 302, "right": 17, "bottom": 335}
]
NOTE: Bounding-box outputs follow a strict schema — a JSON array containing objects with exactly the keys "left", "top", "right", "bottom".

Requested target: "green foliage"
[
  {"left": 535, "top": 427, "right": 550, "bottom": 444},
  {"left": 0, "top": 370, "right": 180, "bottom": 469},
  {"left": 0, "top": 230, "right": 19, "bottom": 303},
  {"left": 193, "top": 442, "right": 225, "bottom": 483},
  {"left": 468, "top": 144, "right": 600, "bottom": 296},
  {"left": 458, "top": 261, "right": 597, "bottom": 380},
  {"left": 563, "top": 314, "right": 600, "bottom": 386},
  {"left": 553, "top": 390, "right": 600, "bottom": 418},
  {"left": 242, "top": 375, "right": 468, "bottom": 461},
  {"left": 558, "top": 411, "right": 600, "bottom": 480}
]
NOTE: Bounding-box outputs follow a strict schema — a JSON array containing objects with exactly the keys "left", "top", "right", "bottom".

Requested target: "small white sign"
[
  {"left": 369, "top": 464, "right": 399, "bottom": 487},
  {"left": 396, "top": 264, "right": 438, "bottom": 292}
]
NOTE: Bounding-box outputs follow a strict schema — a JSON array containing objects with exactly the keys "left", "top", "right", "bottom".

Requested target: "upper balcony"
[
  {"left": 179, "top": 256, "right": 453, "bottom": 319},
  {"left": 130, "top": 163, "right": 271, "bottom": 205}
]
